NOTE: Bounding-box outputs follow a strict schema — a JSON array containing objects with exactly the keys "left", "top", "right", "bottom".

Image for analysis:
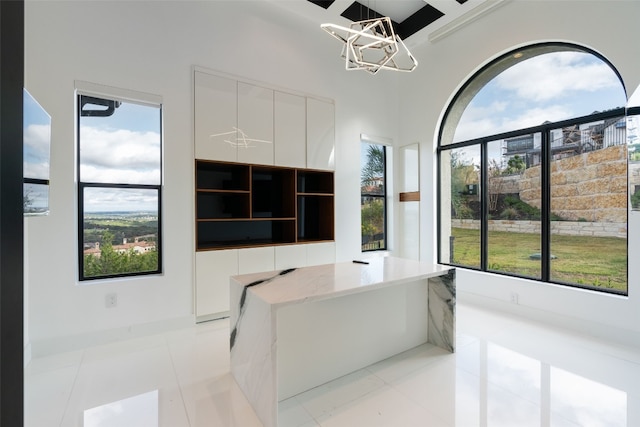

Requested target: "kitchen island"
[{"left": 229, "top": 257, "right": 455, "bottom": 427}]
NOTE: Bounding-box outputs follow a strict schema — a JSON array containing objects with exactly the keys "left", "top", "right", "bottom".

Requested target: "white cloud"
[
  {"left": 454, "top": 103, "right": 571, "bottom": 142},
  {"left": 84, "top": 187, "right": 158, "bottom": 212},
  {"left": 80, "top": 126, "right": 160, "bottom": 184},
  {"left": 495, "top": 52, "right": 620, "bottom": 102},
  {"left": 24, "top": 124, "right": 51, "bottom": 180},
  {"left": 24, "top": 123, "right": 50, "bottom": 156}
]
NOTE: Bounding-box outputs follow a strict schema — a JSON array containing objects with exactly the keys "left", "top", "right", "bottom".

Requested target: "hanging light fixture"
[{"left": 321, "top": 16, "right": 417, "bottom": 74}]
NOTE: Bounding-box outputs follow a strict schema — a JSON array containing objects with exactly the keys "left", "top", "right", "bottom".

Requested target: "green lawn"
[{"left": 450, "top": 228, "right": 627, "bottom": 292}]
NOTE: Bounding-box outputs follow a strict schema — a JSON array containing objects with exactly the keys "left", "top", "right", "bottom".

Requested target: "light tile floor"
[{"left": 25, "top": 302, "right": 640, "bottom": 426}]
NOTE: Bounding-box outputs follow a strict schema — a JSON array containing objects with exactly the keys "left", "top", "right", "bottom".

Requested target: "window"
[
  {"left": 23, "top": 88, "right": 51, "bottom": 216},
  {"left": 438, "top": 43, "right": 628, "bottom": 294},
  {"left": 361, "top": 141, "right": 387, "bottom": 251},
  {"left": 77, "top": 89, "right": 162, "bottom": 281},
  {"left": 629, "top": 106, "right": 640, "bottom": 210}
]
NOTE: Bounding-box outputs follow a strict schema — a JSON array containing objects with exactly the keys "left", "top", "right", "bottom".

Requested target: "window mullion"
[
  {"left": 541, "top": 129, "right": 551, "bottom": 282},
  {"left": 480, "top": 142, "right": 488, "bottom": 271}
]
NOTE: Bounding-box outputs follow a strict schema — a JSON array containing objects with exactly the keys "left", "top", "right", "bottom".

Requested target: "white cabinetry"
[
  {"left": 306, "top": 242, "right": 336, "bottom": 265},
  {"left": 275, "top": 245, "right": 308, "bottom": 270},
  {"left": 274, "top": 91, "right": 306, "bottom": 168},
  {"left": 194, "top": 68, "right": 336, "bottom": 320},
  {"left": 306, "top": 98, "right": 335, "bottom": 170},
  {"left": 195, "top": 250, "right": 238, "bottom": 320},
  {"left": 275, "top": 242, "right": 335, "bottom": 270},
  {"left": 195, "top": 248, "right": 276, "bottom": 321},
  {"left": 238, "top": 82, "right": 274, "bottom": 165},
  {"left": 194, "top": 71, "right": 237, "bottom": 162},
  {"left": 238, "top": 247, "right": 275, "bottom": 274}
]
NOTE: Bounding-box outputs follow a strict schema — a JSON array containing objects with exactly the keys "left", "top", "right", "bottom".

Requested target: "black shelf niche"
[
  {"left": 196, "top": 160, "right": 249, "bottom": 190},
  {"left": 251, "top": 166, "right": 295, "bottom": 218},
  {"left": 197, "top": 219, "right": 296, "bottom": 249},
  {"left": 297, "top": 170, "right": 334, "bottom": 194},
  {"left": 196, "top": 160, "right": 333, "bottom": 251}
]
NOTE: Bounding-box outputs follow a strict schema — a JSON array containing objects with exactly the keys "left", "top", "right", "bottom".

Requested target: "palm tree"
[{"left": 361, "top": 144, "right": 385, "bottom": 191}]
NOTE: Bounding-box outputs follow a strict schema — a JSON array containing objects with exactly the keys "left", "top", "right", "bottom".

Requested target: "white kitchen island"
[{"left": 229, "top": 256, "right": 455, "bottom": 427}]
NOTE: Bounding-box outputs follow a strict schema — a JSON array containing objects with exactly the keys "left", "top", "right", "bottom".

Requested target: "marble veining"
[
  {"left": 427, "top": 269, "right": 456, "bottom": 352},
  {"left": 229, "top": 257, "right": 456, "bottom": 427},
  {"left": 230, "top": 268, "right": 297, "bottom": 350}
]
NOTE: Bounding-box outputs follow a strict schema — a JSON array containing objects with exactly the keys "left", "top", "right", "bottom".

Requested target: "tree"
[
  {"left": 361, "top": 144, "right": 385, "bottom": 190},
  {"left": 83, "top": 230, "right": 158, "bottom": 278},
  {"left": 361, "top": 198, "right": 384, "bottom": 240},
  {"left": 505, "top": 155, "right": 525, "bottom": 174},
  {"left": 450, "top": 151, "right": 478, "bottom": 219},
  {"left": 361, "top": 144, "right": 386, "bottom": 248}
]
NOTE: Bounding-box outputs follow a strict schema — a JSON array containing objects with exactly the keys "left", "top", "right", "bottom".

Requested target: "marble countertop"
[{"left": 230, "top": 257, "right": 452, "bottom": 308}]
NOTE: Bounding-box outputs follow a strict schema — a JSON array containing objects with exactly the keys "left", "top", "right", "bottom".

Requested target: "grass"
[{"left": 449, "top": 228, "right": 627, "bottom": 292}]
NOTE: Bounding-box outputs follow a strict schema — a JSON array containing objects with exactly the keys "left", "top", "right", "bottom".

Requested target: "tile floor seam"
[
  {"left": 383, "top": 362, "right": 467, "bottom": 425},
  {"left": 163, "top": 333, "right": 193, "bottom": 427},
  {"left": 291, "top": 395, "right": 321, "bottom": 427},
  {"left": 59, "top": 349, "right": 86, "bottom": 427}
]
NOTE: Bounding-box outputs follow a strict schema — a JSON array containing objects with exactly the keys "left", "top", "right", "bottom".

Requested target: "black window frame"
[
  {"left": 361, "top": 143, "right": 388, "bottom": 252},
  {"left": 76, "top": 93, "right": 163, "bottom": 281},
  {"left": 437, "top": 108, "right": 629, "bottom": 295},
  {"left": 437, "top": 42, "right": 630, "bottom": 296}
]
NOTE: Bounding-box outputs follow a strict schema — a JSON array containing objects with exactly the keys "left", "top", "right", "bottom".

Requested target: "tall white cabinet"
[
  {"left": 193, "top": 67, "right": 335, "bottom": 321},
  {"left": 307, "top": 98, "right": 335, "bottom": 171},
  {"left": 194, "top": 71, "right": 237, "bottom": 162},
  {"left": 274, "top": 91, "right": 306, "bottom": 168},
  {"left": 237, "top": 82, "right": 274, "bottom": 165}
]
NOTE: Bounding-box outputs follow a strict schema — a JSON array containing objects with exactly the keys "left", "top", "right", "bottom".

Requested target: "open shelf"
[
  {"left": 196, "top": 160, "right": 250, "bottom": 191},
  {"left": 252, "top": 167, "right": 295, "bottom": 218},
  {"left": 196, "top": 192, "right": 250, "bottom": 219},
  {"left": 297, "top": 170, "right": 334, "bottom": 194},
  {"left": 297, "top": 195, "right": 334, "bottom": 241},
  {"left": 197, "top": 219, "right": 296, "bottom": 249},
  {"left": 196, "top": 160, "right": 334, "bottom": 251}
]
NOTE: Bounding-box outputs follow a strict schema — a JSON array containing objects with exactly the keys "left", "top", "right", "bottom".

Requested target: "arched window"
[{"left": 438, "top": 42, "right": 628, "bottom": 294}]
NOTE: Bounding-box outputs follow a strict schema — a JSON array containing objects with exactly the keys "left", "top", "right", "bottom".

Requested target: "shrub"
[
  {"left": 631, "top": 190, "right": 640, "bottom": 209},
  {"left": 500, "top": 208, "right": 519, "bottom": 220},
  {"left": 502, "top": 195, "right": 567, "bottom": 221}
]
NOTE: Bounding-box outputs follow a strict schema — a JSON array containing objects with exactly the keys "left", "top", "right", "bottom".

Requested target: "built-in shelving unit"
[
  {"left": 297, "top": 170, "right": 334, "bottom": 243},
  {"left": 196, "top": 160, "right": 334, "bottom": 251}
]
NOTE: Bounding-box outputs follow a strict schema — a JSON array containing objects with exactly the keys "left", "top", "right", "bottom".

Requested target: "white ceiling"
[{"left": 266, "top": 0, "right": 510, "bottom": 47}]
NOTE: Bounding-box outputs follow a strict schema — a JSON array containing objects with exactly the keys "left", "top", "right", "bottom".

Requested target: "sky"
[
  {"left": 23, "top": 89, "right": 51, "bottom": 213},
  {"left": 452, "top": 51, "right": 627, "bottom": 144},
  {"left": 24, "top": 93, "right": 163, "bottom": 213},
  {"left": 79, "top": 100, "right": 161, "bottom": 212},
  {"left": 450, "top": 51, "right": 629, "bottom": 167}
]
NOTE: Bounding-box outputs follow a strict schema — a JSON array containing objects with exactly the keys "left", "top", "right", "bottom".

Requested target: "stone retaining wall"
[
  {"left": 525, "top": 145, "right": 627, "bottom": 222},
  {"left": 490, "top": 145, "right": 628, "bottom": 223},
  {"left": 452, "top": 219, "right": 626, "bottom": 239}
]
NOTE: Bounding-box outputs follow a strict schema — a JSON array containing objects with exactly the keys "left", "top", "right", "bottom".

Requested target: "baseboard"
[
  {"left": 459, "top": 291, "right": 640, "bottom": 350},
  {"left": 196, "top": 310, "right": 229, "bottom": 324},
  {"left": 30, "top": 315, "right": 196, "bottom": 359}
]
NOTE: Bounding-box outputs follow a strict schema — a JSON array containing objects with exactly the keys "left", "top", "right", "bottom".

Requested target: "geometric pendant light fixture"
[{"left": 321, "top": 16, "right": 418, "bottom": 74}]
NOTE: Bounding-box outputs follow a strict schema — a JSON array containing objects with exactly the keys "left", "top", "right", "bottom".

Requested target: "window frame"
[
  {"left": 76, "top": 88, "right": 163, "bottom": 281},
  {"left": 361, "top": 142, "right": 388, "bottom": 252},
  {"left": 436, "top": 43, "right": 628, "bottom": 296},
  {"left": 438, "top": 108, "right": 628, "bottom": 295}
]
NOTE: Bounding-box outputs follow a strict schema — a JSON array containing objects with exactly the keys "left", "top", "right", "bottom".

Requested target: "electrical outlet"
[
  {"left": 510, "top": 292, "right": 519, "bottom": 304},
  {"left": 105, "top": 293, "right": 117, "bottom": 308}
]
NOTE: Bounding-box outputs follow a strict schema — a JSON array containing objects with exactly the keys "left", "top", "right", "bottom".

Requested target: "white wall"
[
  {"left": 398, "top": 0, "right": 640, "bottom": 345},
  {"left": 24, "top": 0, "right": 401, "bottom": 355},
  {"left": 26, "top": 0, "right": 640, "bottom": 355}
]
